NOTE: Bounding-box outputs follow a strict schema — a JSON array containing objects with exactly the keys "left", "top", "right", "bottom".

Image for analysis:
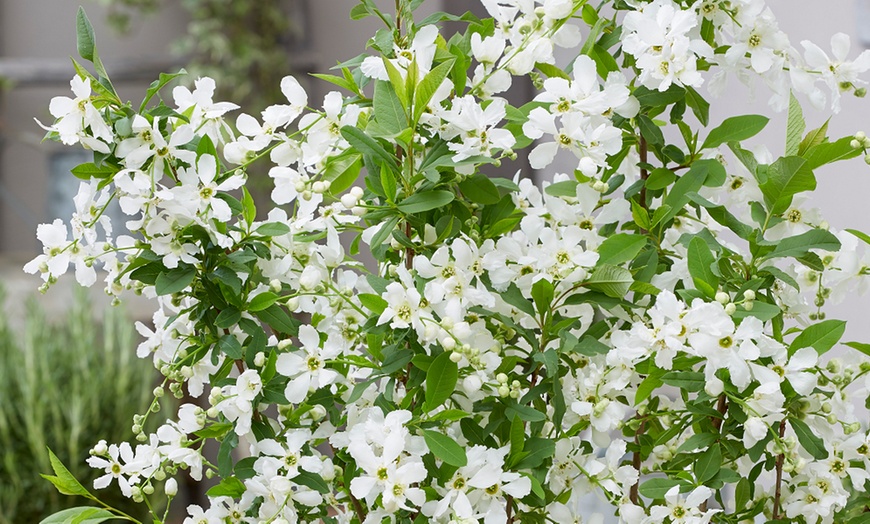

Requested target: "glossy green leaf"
[
  {"left": 788, "top": 320, "right": 846, "bottom": 356},
  {"left": 701, "top": 115, "right": 769, "bottom": 150},
  {"left": 687, "top": 236, "right": 717, "bottom": 298},
  {"left": 791, "top": 418, "right": 828, "bottom": 459},
  {"left": 155, "top": 266, "right": 196, "bottom": 296},
  {"left": 414, "top": 59, "right": 454, "bottom": 122},
  {"left": 693, "top": 443, "right": 721, "bottom": 483},
  {"left": 597, "top": 234, "right": 648, "bottom": 266},
  {"left": 760, "top": 156, "right": 815, "bottom": 214},
  {"left": 762, "top": 229, "right": 841, "bottom": 260},
  {"left": 39, "top": 507, "right": 114, "bottom": 524},
  {"left": 786, "top": 93, "right": 805, "bottom": 157},
  {"left": 458, "top": 173, "right": 500, "bottom": 205},
  {"left": 206, "top": 476, "right": 246, "bottom": 498},
  {"left": 398, "top": 190, "right": 455, "bottom": 214},
  {"left": 586, "top": 264, "right": 633, "bottom": 298},
  {"left": 422, "top": 430, "right": 467, "bottom": 467},
  {"left": 426, "top": 351, "right": 459, "bottom": 410}
]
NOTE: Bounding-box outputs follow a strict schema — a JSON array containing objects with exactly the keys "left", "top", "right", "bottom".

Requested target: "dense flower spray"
[{"left": 31, "top": 1, "right": 870, "bottom": 523}]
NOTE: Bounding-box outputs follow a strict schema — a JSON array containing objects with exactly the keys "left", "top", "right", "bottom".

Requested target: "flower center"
[
  {"left": 787, "top": 209, "right": 802, "bottom": 223},
  {"left": 397, "top": 304, "right": 413, "bottom": 322},
  {"left": 719, "top": 336, "right": 733, "bottom": 348},
  {"left": 307, "top": 356, "right": 321, "bottom": 371},
  {"left": 377, "top": 467, "right": 389, "bottom": 481},
  {"left": 485, "top": 483, "right": 500, "bottom": 496}
]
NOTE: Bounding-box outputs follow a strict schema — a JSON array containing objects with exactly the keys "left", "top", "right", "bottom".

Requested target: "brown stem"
[
  {"left": 713, "top": 394, "right": 728, "bottom": 432},
  {"left": 506, "top": 495, "right": 514, "bottom": 522},
  {"left": 629, "top": 418, "right": 646, "bottom": 505},
  {"left": 772, "top": 419, "right": 787, "bottom": 519},
  {"left": 350, "top": 493, "right": 367, "bottom": 523}
]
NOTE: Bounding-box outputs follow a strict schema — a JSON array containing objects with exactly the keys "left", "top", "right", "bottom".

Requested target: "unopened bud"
[
  {"left": 312, "top": 181, "right": 327, "bottom": 194},
  {"left": 715, "top": 291, "right": 730, "bottom": 304},
  {"left": 164, "top": 478, "right": 178, "bottom": 497},
  {"left": 592, "top": 180, "right": 608, "bottom": 193},
  {"left": 254, "top": 352, "right": 266, "bottom": 367},
  {"left": 852, "top": 139, "right": 863, "bottom": 149},
  {"left": 856, "top": 87, "right": 867, "bottom": 98},
  {"left": 449, "top": 351, "right": 463, "bottom": 363},
  {"left": 441, "top": 337, "right": 456, "bottom": 351},
  {"left": 724, "top": 303, "right": 737, "bottom": 315},
  {"left": 743, "top": 289, "right": 756, "bottom": 301}
]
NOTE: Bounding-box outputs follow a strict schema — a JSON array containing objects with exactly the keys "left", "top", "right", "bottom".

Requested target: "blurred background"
[{"left": 0, "top": 0, "right": 868, "bottom": 522}]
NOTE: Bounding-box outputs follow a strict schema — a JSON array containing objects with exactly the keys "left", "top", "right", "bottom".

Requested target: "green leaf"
[
  {"left": 422, "top": 430, "right": 468, "bottom": 467},
  {"left": 586, "top": 264, "right": 633, "bottom": 298},
  {"left": 760, "top": 156, "right": 815, "bottom": 214},
  {"left": 255, "top": 222, "right": 291, "bottom": 237},
  {"left": 206, "top": 476, "right": 246, "bottom": 498},
  {"left": 509, "top": 415, "right": 524, "bottom": 456},
  {"left": 645, "top": 168, "right": 677, "bottom": 191},
  {"left": 505, "top": 403, "right": 546, "bottom": 422},
  {"left": 217, "top": 432, "right": 239, "bottom": 477},
  {"left": 374, "top": 80, "right": 407, "bottom": 135},
  {"left": 427, "top": 409, "right": 470, "bottom": 422},
  {"left": 255, "top": 304, "right": 299, "bottom": 335},
  {"left": 249, "top": 292, "right": 279, "bottom": 312},
  {"left": 597, "top": 234, "right": 648, "bottom": 266},
  {"left": 685, "top": 86, "right": 710, "bottom": 126},
  {"left": 218, "top": 334, "right": 243, "bottom": 359},
  {"left": 798, "top": 120, "right": 829, "bottom": 157},
  {"left": 458, "top": 173, "right": 500, "bottom": 205},
  {"left": 701, "top": 115, "right": 769, "bottom": 150},
  {"left": 639, "top": 478, "right": 683, "bottom": 499},
  {"left": 398, "top": 190, "right": 455, "bottom": 214},
  {"left": 516, "top": 438, "right": 556, "bottom": 470},
  {"left": 414, "top": 59, "right": 454, "bottom": 123},
  {"left": 788, "top": 320, "right": 846, "bottom": 356},
  {"left": 426, "top": 351, "right": 459, "bottom": 410},
  {"left": 786, "top": 93, "right": 806, "bottom": 157},
  {"left": 358, "top": 293, "right": 388, "bottom": 315},
  {"left": 380, "top": 164, "right": 398, "bottom": 202},
  {"left": 693, "top": 443, "right": 722, "bottom": 483},
  {"left": 634, "top": 85, "right": 686, "bottom": 107},
  {"left": 845, "top": 341, "right": 870, "bottom": 358},
  {"left": 500, "top": 283, "right": 536, "bottom": 317},
  {"left": 847, "top": 228, "right": 870, "bottom": 247},
  {"left": 70, "top": 162, "right": 117, "bottom": 180},
  {"left": 638, "top": 115, "right": 664, "bottom": 147},
  {"left": 677, "top": 433, "right": 719, "bottom": 453},
  {"left": 215, "top": 308, "right": 242, "bottom": 329},
  {"left": 292, "top": 471, "right": 330, "bottom": 494},
  {"left": 803, "top": 136, "right": 862, "bottom": 169},
  {"left": 370, "top": 216, "right": 400, "bottom": 248},
  {"left": 531, "top": 278, "right": 554, "bottom": 315},
  {"left": 39, "top": 507, "right": 115, "bottom": 524},
  {"left": 140, "top": 69, "right": 187, "bottom": 113},
  {"left": 41, "top": 448, "right": 92, "bottom": 498},
  {"left": 762, "top": 229, "right": 841, "bottom": 260},
  {"left": 663, "top": 159, "right": 719, "bottom": 221},
  {"left": 735, "top": 478, "right": 752, "bottom": 510},
  {"left": 790, "top": 418, "right": 828, "bottom": 459},
  {"left": 661, "top": 371, "right": 705, "bottom": 392},
  {"left": 544, "top": 180, "right": 579, "bottom": 197},
  {"left": 688, "top": 236, "right": 717, "bottom": 298},
  {"left": 324, "top": 152, "right": 363, "bottom": 195},
  {"left": 76, "top": 7, "right": 97, "bottom": 63},
  {"left": 340, "top": 126, "right": 399, "bottom": 173},
  {"left": 155, "top": 266, "right": 196, "bottom": 295}
]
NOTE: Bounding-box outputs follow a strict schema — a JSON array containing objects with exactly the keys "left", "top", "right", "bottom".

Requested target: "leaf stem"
[{"left": 772, "top": 418, "right": 787, "bottom": 519}]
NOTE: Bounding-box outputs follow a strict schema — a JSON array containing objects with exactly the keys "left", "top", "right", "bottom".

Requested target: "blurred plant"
[
  {"left": 0, "top": 288, "right": 166, "bottom": 523},
  {"left": 102, "top": 0, "right": 301, "bottom": 115}
]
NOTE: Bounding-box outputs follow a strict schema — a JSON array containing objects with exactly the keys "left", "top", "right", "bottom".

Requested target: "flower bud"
[
  {"left": 715, "top": 291, "right": 730, "bottom": 304},
  {"left": 865, "top": 154, "right": 870, "bottom": 165},
  {"left": 592, "top": 180, "right": 608, "bottom": 193},
  {"left": 498, "top": 385, "right": 510, "bottom": 397},
  {"left": 743, "top": 290, "right": 756, "bottom": 301},
  {"left": 856, "top": 87, "right": 867, "bottom": 98},
  {"left": 165, "top": 478, "right": 178, "bottom": 497},
  {"left": 254, "top": 352, "right": 266, "bottom": 367},
  {"left": 463, "top": 375, "right": 483, "bottom": 394},
  {"left": 852, "top": 139, "right": 863, "bottom": 149},
  {"left": 312, "top": 181, "right": 327, "bottom": 194},
  {"left": 341, "top": 193, "right": 358, "bottom": 209},
  {"left": 724, "top": 303, "right": 737, "bottom": 315},
  {"left": 441, "top": 337, "right": 456, "bottom": 351},
  {"left": 742, "top": 301, "right": 754, "bottom": 311},
  {"left": 449, "top": 351, "right": 463, "bottom": 363},
  {"left": 496, "top": 373, "right": 508, "bottom": 384}
]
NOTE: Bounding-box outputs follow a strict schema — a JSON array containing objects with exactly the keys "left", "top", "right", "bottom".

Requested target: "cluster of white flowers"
[{"left": 29, "top": 1, "right": 870, "bottom": 524}]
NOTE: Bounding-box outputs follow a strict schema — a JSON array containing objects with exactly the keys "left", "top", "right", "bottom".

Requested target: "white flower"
[
  {"left": 802, "top": 33, "right": 870, "bottom": 112},
  {"left": 38, "top": 75, "right": 113, "bottom": 151},
  {"left": 276, "top": 325, "right": 344, "bottom": 403}
]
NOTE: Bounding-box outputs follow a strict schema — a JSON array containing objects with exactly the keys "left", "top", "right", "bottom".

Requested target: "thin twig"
[
  {"left": 772, "top": 419, "right": 787, "bottom": 519},
  {"left": 630, "top": 418, "right": 646, "bottom": 505}
]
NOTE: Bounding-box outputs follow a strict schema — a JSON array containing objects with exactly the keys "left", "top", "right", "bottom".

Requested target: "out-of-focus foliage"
[{"left": 0, "top": 289, "right": 165, "bottom": 523}]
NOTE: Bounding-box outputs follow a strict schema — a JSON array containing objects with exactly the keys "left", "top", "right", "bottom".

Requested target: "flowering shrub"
[{"left": 30, "top": 1, "right": 870, "bottom": 523}]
